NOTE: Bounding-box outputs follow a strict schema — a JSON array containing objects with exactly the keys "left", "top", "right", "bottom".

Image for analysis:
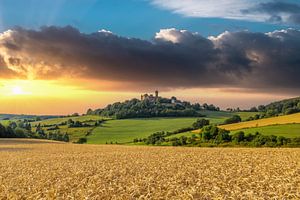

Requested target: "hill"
[
  {"left": 86, "top": 111, "right": 255, "bottom": 144},
  {"left": 256, "top": 96, "right": 300, "bottom": 117},
  {"left": 87, "top": 118, "right": 199, "bottom": 144},
  {"left": 87, "top": 92, "right": 219, "bottom": 119},
  {"left": 231, "top": 124, "right": 300, "bottom": 138},
  {"left": 0, "top": 114, "right": 60, "bottom": 121},
  {"left": 219, "top": 112, "right": 300, "bottom": 131}
]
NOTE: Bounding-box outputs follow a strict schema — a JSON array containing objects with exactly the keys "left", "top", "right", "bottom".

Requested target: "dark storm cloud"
[
  {"left": 0, "top": 26, "right": 300, "bottom": 93},
  {"left": 242, "top": 1, "right": 300, "bottom": 24},
  {"left": 0, "top": 56, "right": 18, "bottom": 78}
]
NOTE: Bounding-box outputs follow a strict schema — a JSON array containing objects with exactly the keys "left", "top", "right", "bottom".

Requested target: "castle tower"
[{"left": 155, "top": 90, "right": 159, "bottom": 98}]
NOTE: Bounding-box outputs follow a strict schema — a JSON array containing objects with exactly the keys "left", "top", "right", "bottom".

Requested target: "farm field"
[
  {"left": 0, "top": 139, "right": 299, "bottom": 199},
  {"left": 166, "top": 131, "right": 196, "bottom": 139},
  {"left": 219, "top": 112, "right": 300, "bottom": 131},
  {"left": 87, "top": 112, "right": 258, "bottom": 144},
  {"left": 0, "top": 111, "right": 261, "bottom": 144},
  {"left": 30, "top": 115, "right": 105, "bottom": 126},
  {"left": 232, "top": 124, "right": 300, "bottom": 138},
  {"left": 28, "top": 115, "right": 106, "bottom": 142},
  {"left": 88, "top": 118, "right": 199, "bottom": 144},
  {"left": 236, "top": 112, "right": 260, "bottom": 120}
]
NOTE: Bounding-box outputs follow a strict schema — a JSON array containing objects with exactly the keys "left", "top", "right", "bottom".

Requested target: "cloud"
[
  {"left": 0, "top": 26, "right": 300, "bottom": 94},
  {"left": 242, "top": 1, "right": 300, "bottom": 24},
  {"left": 150, "top": 0, "right": 300, "bottom": 25},
  {"left": 0, "top": 55, "right": 18, "bottom": 78}
]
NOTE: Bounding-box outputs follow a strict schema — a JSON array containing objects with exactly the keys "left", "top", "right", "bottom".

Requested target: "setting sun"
[{"left": 12, "top": 86, "right": 25, "bottom": 95}]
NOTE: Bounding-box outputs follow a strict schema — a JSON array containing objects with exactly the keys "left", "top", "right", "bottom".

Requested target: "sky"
[{"left": 0, "top": 0, "right": 300, "bottom": 114}]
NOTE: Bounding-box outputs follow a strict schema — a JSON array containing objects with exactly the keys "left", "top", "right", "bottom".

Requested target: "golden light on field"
[{"left": 0, "top": 141, "right": 299, "bottom": 199}]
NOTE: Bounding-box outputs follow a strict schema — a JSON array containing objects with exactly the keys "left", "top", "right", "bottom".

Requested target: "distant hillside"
[
  {"left": 87, "top": 93, "right": 219, "bottom": 119},
  {"left": 0, "top": 114, "right": 60, "bottom": 121},
  {"left": 257, "top": 97, "right": 300, "bottom": 117}
]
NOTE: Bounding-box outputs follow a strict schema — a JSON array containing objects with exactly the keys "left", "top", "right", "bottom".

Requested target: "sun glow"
[{"left": 12, "top": 86, "right": 27, "bottom": 95}]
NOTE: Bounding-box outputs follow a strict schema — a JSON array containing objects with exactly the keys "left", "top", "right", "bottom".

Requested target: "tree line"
[
  {"left": 135, "top": 119, "right": 300, "bottom": 147},
  {"left": 87, "top": 97, "right": 219, "bottom": 119},
  {"left": 244, "top": 97, "right": 300, "bottom": 119},
  {"left": 0, "top": 120, "right": 69, "bottom": 142}
]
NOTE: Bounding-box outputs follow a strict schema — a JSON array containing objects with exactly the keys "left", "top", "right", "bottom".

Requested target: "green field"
[
  {"left": 236, "top": 112, "right": 260, "bottom": 121},
  {"left": 87, "top": 118, "right": 200, "bottom": 144},
  {"left": 166, "top": 131, "right": 197, "bottom": 139},
  {"left": 30, "top": 115, "right": 105, "bottom": 126},
  {"left": 232, "top": 124, "right": 300, "bottom": 138},
  {"left": 219, "top": 112, "right": 300, "bottom": 131},
  {"left": 0, "top": 111, "right": 263, "bottom": 144},
  {"left": 87, "top": 111, "right": 252, "bottom": 144}
]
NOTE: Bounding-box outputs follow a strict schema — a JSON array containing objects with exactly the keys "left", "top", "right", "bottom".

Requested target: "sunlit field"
[
  {"left": 231, "top": 124, "right": 300, "bottom": 138},
  {"left": 0, "top": 139, "right": 299, "bottom": 199},
  {"left": 88, "top": 118, "right": 199, "bottom": 144},
  {"left": 219, "top": 112, "right": 300, "bottom": 130}
]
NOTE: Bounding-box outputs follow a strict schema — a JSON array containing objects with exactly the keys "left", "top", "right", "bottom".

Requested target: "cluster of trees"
[
  {"left": 35, "top": 129, "right": 70, "bottom": 142},
  {"left": 0, "top": 123, "right": 29, "bottom": 138},
  {"left": 0, "top": 121, "right": 33, "bottom": 138},
  {"left": 139, "top": 122, "right": 300, "bottom": 147},
  {"left": 87, "top": 98, "right": 219, "bottom": 119},
  {"left": 0, "top": 120, "right": 70, "bottom": 142},
  {"left": 134, "top": 126, "right": 194, "bottom": 145},
  {"left": 249, "top": 97, "right": 300, "bottom": 118},
  {"left": 67, "top": 119, "right": 92, "bottom": 128},
  {"left": 222, "top": 115, "right": 242, "bottom": 125},
  {"left": 192, "top": 119, "right": 210, "bottom": 129},
  {"left": 197, "top": 126, "right": 300, "bottom": 147},
  {"left": 244, "top": 114, "right": 261, "bottom": 122}
]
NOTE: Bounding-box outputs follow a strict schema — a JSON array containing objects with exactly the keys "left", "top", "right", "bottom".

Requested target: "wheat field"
[
  {"left": 219, "top": 112, "right": 300, "bottom": 131},
  {"left": 0, "top": 139, "right": 299, "bottom": 199}
]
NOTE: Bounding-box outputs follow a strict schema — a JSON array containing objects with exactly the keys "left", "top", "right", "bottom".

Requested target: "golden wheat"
[
  {"left": 219, "top": 112, "right": 300, "bottom": 131},
  {"left": 0, "top": 139, "right": 299, "bottom": 199}
]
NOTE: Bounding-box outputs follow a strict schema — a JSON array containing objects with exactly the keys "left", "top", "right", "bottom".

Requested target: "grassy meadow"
[
  {"left": 87, "top": 118, "right": 198, "bottom": 144},
  {"left": 231, "top": 124, "right": 300, "bottom": 138},
  {"left": 87, "top": 111, "right": 253, "bottom": 144},
  {"left": 0, "top": 139, "right": 299, "bottom": 199},
  {"left": 3, "top": 111, "right": 299, "bottom": 144},
  {"left": 30, "top": 115, "right": 105, "bottom": 126}
]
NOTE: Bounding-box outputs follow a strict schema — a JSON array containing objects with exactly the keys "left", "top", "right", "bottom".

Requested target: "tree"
[
  {"left": 0, "top": 123, "right": 7, "bottom": 137},
  {"left": 77, "top": 138, "right": 87, "bottom": 144},
  {"left": 9, "top": 122, "right": 17, "bottom": 129},
  {"left": 179, "top": 136, "right": 188, "bottom": 145},
  {"left": 223, "top": 115, "right": 242, "bottom": 125},
  {"left": 192, "top": 119, "right": 210, "bottom": 129},
  {"left": 232, "top": 131, "right": 245, "bottom": 143},
  {"left": 257, "top": 105, "right": 265, "bottom": 112},
  {"left": 63, "top": 133, "right": 70, "bottom": 142},
  {"left": 214, "top": 129, "right": 231, "bottom": 144},
  {"left": 249, "top": 107, "right": 258, "bottom": 112},
  {"left": 67, "top": 119, "right": 74, "bottom": 125}
]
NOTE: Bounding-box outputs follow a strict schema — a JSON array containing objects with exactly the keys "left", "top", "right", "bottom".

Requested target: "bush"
[
  {"left": 223, "top": 115, "right": 242, "bottom": 125},
  {"left": 232, "top": 131, "right": 245, "bottom": 143},
  {"left": 192, "top": 119, "right": 210, "bottom": 129},
  {"left": 76, "top": 138, "right": 87, "bottom": 144}
]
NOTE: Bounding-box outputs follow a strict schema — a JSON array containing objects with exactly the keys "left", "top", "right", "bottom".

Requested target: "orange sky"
[{"left": 0, "top": 79, "right": 293, "bottom": 115}]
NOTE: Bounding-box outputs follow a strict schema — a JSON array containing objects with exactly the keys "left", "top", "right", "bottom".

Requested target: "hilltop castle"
[{"left": 141, "top": 90, "right": 159, "bottom": 102}]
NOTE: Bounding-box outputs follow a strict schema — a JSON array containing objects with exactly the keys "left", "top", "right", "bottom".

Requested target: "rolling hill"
[
  {"left": 219, "top": 112, "right": 300, "bottom": 131},
  {"left": 231, "top": 124, "right": 300, "bottom": 138}
]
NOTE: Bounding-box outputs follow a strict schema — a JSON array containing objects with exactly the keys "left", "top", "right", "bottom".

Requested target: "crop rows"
[{"left": 0, "top": 139, "right": 299, "bottom": 199}]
